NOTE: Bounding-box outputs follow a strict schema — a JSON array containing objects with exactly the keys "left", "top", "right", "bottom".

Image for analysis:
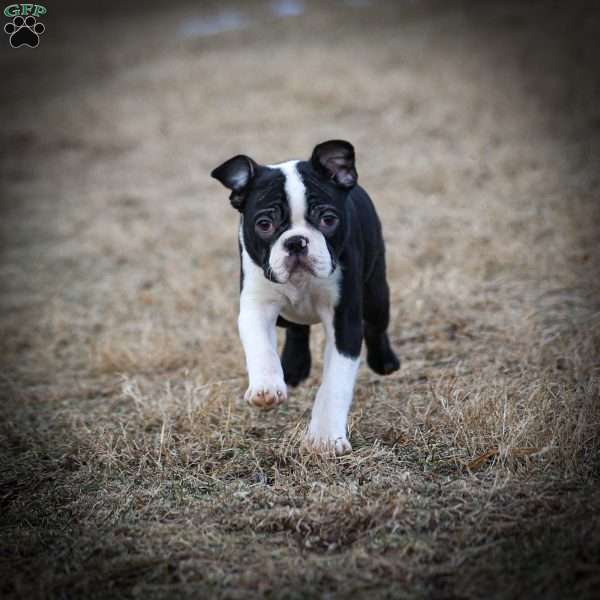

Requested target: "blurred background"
[
  {"left": 1, "top": 1, "right": 599, "bottom": 598},
  {"left": 2, "top": 0, "right": 599, "bottom": 362}
]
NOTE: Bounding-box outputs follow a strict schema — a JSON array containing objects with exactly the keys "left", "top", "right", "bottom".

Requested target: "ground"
[{"left": 1, "top": 1, "right": 600, "bottom": 598}]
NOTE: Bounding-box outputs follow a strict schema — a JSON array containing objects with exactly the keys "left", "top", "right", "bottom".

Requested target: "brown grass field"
[{"left": 1, "top": 1, "right": 600, "bottom": 598}]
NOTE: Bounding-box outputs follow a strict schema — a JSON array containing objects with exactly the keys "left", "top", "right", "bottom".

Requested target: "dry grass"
[{"left": 1, "top": 1, "right": 600, "bottom": 598}]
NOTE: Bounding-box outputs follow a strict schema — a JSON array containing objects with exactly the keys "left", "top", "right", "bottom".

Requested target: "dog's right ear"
[{"left": 211, "top": 155, "right": 258, "bottom": 211}]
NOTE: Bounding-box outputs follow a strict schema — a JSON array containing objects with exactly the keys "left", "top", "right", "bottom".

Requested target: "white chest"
[
  {"left": 240, "top": 242, "right": 340, "bottom": 326},
  {"left": 277, "top": 270, "right": 340, "bottom": 325}
]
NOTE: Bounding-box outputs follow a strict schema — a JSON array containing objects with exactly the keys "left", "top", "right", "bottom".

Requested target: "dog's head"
[{"left": 211, "top": 140, "right": 358, "bottom": 284}]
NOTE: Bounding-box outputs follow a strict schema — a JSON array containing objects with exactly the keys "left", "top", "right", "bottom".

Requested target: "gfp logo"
[{"left": 3, "top": 4, "right": 47, "bottom": 47}]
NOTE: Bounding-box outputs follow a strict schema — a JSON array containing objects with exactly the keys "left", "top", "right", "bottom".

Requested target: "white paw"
[
  {"left": 305, "top": 410, "right": 352, "bottom": 455},
  {"left": 244, "top": 378, "right": 287, "bottom": 410},
  {"left": 303, "top": 431, "right": 352, "bottom": 456}
]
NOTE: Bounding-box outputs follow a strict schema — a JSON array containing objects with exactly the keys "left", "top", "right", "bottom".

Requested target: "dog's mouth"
[{"left": 284, "top": 255, "right": 316, "bottom": 276}]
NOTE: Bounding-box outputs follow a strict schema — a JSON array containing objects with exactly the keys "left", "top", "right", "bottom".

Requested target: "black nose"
[{"left": 284, "top": 235, "right": 309, "bottom": 255}]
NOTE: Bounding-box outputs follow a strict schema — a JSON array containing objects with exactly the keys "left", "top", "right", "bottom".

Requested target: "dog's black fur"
[{"left": 280, "top": 171, "right": 399, "bottom": 383}]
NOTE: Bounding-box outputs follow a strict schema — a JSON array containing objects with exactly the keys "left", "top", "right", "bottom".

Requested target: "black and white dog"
[{"left": 211, "top": 140, "right": 399, "bottom": 454}]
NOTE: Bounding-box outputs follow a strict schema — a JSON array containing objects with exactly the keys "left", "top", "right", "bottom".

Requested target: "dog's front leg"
[
  {"left": 306, "top": 309, "right": 361, "bottom": 455},
  {"left": 238, "top": 298, "right": 287, "bottom": 409}
]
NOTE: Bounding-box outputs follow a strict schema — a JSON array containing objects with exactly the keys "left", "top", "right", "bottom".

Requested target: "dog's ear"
[
  {"left": 211, "top": 155, "right": 258, "bottom": 211},
  {"left": 310, "top": 140, "right": 357, "bottom": 188}
]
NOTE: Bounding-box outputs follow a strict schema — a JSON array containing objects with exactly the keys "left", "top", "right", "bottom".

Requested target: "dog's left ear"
[
  {"left": 211, "top": 154, "right": 259, "bottom": 211},
  {"left": 310, "top": 139, "right": 357, "bottom": 188}
]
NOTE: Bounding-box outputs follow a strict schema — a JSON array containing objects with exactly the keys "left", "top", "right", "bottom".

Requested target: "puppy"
[{"left": 211, "top": 140, "right": 399, "bottom": 454}]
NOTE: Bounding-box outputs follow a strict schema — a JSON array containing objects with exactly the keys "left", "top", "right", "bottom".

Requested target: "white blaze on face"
[{"left": 268, "top": 160, "right": 333, "bottom": 283}]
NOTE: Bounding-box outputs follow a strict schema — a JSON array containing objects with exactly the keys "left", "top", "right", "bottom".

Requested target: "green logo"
[
  {"left": 3, "top": 4, "right": 46, "bottom": 47},
  {"left": 4, "top": 4, "right": 46, "bottom": 17}
]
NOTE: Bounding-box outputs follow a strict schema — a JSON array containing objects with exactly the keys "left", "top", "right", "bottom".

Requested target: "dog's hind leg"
[
  {"left": 281, "top": 324, "right": 311, "bottom": 387},
  {"left": 363, "top": 255, "right": 400, "bottom": 375}
]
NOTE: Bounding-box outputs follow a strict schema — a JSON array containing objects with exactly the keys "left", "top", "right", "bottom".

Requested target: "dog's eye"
[
  {"left": 255, "top": 219, "right": 275, "bottom": 236},
  {"left": 319, "top": 213, "right": 339, "bottom": 233}
]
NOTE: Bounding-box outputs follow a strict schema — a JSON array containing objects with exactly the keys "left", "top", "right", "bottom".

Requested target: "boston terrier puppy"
[{"left": 211, "top": 140, "right": 399, "bottom": 454}]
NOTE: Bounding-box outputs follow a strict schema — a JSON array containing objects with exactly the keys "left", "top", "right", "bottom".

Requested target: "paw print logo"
[{"left": 4, "top": 15, "right": 45, "bottom": 48}]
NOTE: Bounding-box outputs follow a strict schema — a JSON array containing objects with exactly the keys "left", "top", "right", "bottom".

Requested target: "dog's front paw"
[
  {"left": 244, "top": 378, "right": 287, "bottom": 410},
  {"left": 302, "top": 434, "right": 352, "bottom": 456},
  {"left": 303, "top": 429, "right": 352, "bottom": 456}
]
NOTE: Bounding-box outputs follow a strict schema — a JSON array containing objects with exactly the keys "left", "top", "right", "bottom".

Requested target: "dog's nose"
[{"left": 284, "top": 235, "right": 309, "bottom": 255}]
